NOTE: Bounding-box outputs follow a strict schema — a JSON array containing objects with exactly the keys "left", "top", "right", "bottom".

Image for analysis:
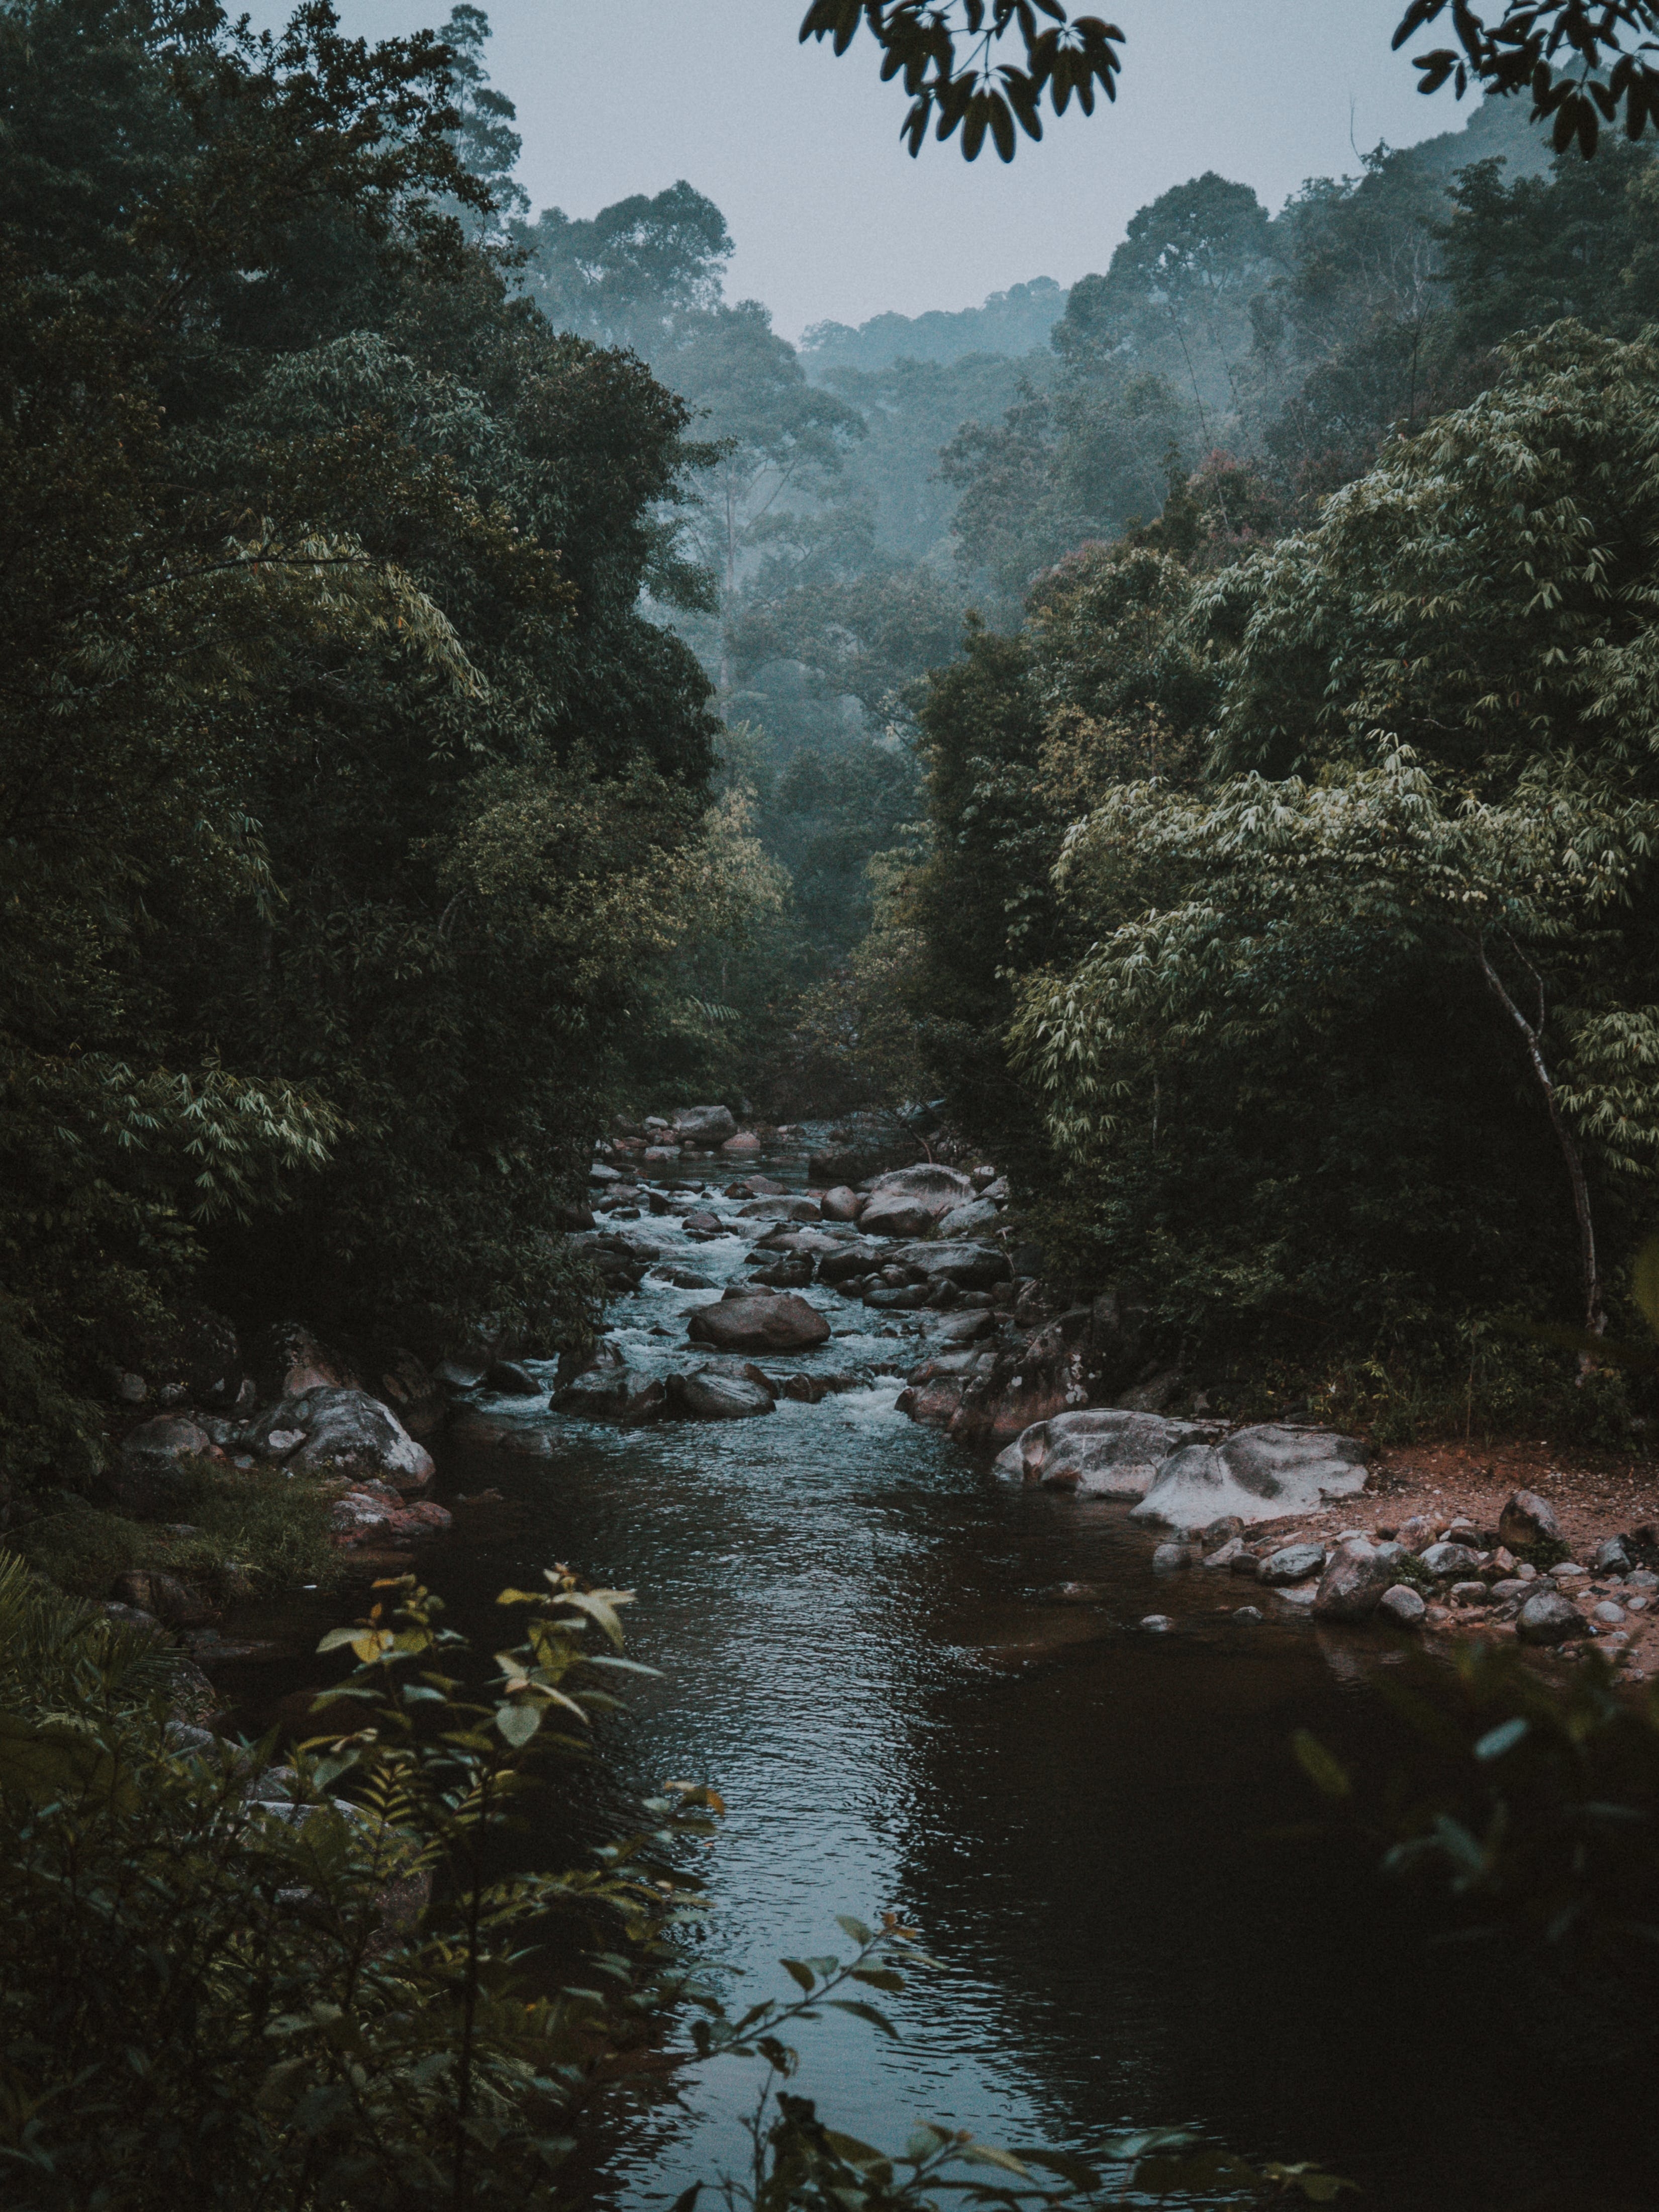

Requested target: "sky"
[{"left": 329, "top": 0, "right": 1496, "bottom": 340}]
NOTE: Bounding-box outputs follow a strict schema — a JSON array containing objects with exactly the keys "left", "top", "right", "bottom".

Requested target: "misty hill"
[{"left": 794, "top": 93, "right": 1548, "bottom": 381}]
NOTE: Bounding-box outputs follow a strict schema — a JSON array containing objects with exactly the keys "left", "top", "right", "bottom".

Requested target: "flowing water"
[{"left": 228, "top": 1138, "right": 1652, "bottom": 2209}]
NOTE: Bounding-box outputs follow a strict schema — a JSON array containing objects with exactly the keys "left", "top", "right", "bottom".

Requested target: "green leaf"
[
  {"left": 834, "top": 1913, "right": 873, "bottom": 1946},
  {"left": 826, "top": 1998, "right": 899, "bottom": 2037},
  {"left": 1473, "top": 1716, "right": 1529, "bottom": 1761},
  {"left": 495, "top": 1701, "right": 542, "bottom": 1747},
  {"left": 1292, "top": 1728, "right": 1352, "bottom": 1801},
  {"left": 780, "top": 1957, "right": 818, "bottom": 1993}
]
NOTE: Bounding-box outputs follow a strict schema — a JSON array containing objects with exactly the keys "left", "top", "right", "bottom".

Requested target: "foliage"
[
  {"left": 805, "top": 0, "right": 1659, "bottom": 161},
  {"left": 0, "top": 0, "right": 772, "bottom": 1494},
  {"left": 12, "top": 1468, "right": 343, "bottom": 1598},
  {"left": 0, "top": 1553, "right": 1349, "bottom": 2207}
]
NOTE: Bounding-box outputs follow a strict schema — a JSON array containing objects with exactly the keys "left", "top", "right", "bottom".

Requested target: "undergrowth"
[{"left": 11, "top": 1466, "right": 342, "bottom": 1598}]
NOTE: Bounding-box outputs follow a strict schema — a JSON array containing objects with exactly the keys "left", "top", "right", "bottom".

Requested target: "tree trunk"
[{"left": 1472, "top": 934, "right": 1605, "bottom": 1346}]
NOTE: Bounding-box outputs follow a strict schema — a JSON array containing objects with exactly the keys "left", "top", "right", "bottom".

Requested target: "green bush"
[{"left": 11, "top": 1467, "right": 344, "bottom": 1600}]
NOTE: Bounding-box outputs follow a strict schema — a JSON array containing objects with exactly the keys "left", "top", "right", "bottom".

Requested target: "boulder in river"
[
  {"left": 740, "top": 1196, "right": 821, "bottom": 1223},
  {"left": 935, "top": 1197, "right": 1001, "bottom": 1241},
  {"left": 748, "top": 1254, "right": 815, "bottom": 1289},
  {"left": 820, "top": 1186, "right": 865, "bottom": 1222},
  {"left": 673, "top": 1104, "right": 737, "bottom": 1144},
  {"left": 994, "top": 1409, "right": 1215, "bottom": 1499},
  {"left": 1499, "top": 1489, "right": 1563, "bottom": 1551},
  {"left": 860, "top": 1165, "right": 975, "bottom": 1238},
  {"left": 721, "top": 1131, "right": 763, "bottom": 1153},
  {"left": 375, "top": 1349, "right": 447, "bottom": 1437},
  {"left": 1311, "top": 1537, "right": 1406, "bottom": 1620},
  {"left": 687, "top": 1293, "right": 831, "bottom": 1353},
  {"left": 1130, "top": 1423, "right": 1368, "bottom": 1529},
  {"left": 666, "top": 1366, "right": 776, "bottom": 1420},
  {"left": 818, "top": 1240, "right": 886, "bottom": 1287},
  {"left": 485, "top": 1360, "right": 543, "bottom": 1396},
  {"left": 884, "top": 1241, "right": 1011, "bottom": 1290},
  {"left": 897, "top": 1375, "right": 967, "bottom": 1425},
  {"left": 248, "top": 1386, "right": 437, "bottom": 1491},
  {"left": 550, "top": 1367, "right": 665, "bottom": 1424}
]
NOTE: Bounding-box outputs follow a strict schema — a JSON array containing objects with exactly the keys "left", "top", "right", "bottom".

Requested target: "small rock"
[
  {"left": 1489, "top": 1546, "right": 1518, "bottom": 1577},
  {"left": 1378, "top": 1584, "right": 1426, "bottom": 1628},
  {"left": 1418, "top": 1541, "right": 1484, "bottom": 1578},
  {"left": 1152, "top": 1543, "right": 1191, "bottom": 1572},
  {"left": 1499, "top": 1488, "right": 1563, "bottom": 1551},
  {"left": 1517, "top": 1587, "right": 1586, "bottom": 1646},
  {"left": 1488, "top": 1578, "right": 1530, "bottom": 1605},
  {"left": 485, "top": 1360, "right": 542, "bottom": 1396},
  {"left": 1312, "top": 1536, "right": 1406, "bottom": 1621},
  {"left": 1232, "top": 1605, "right": 1264, "bottom": 1624},
  {"left": 721, "top": 1131, "right": 763, "bottom": 1153},
  {"left": 1140, "top": 1614, "right": 1174, "bottom": 1633},
  {"left": 1398, "top": 1515, "right": 1436, "bottom": 1553},
  {"left": 1447, "top": 1580, "right": 1491, "bottom": 1607},
  {"left": 1201, "top": 1516, "right": 1244, "bottom": 1545},
  {"left": 1592, "top": 1599, "right": 1627, "bottom": 1626},
  {"left": 1258, "top": 1543, "right": 1327, "bottom": 1586},
  {"left": 1627, "top": 1568, "right": 1659, "bottom": 1591},
  {"left": 1593, "top": 1536, "right": 1633, "bottom": 1574},
  {"left": 1202, "top": 1537, "right": 1246, "bottom": 1570},
  {"left": 116, "top": 1372, "right": 148, "bottom": 1405},
  {"left": 1423, "top": 1604, "right": 1451, "bottom": 1626}
]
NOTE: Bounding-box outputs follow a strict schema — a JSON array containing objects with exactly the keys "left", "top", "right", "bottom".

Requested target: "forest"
[{"left": 6, "top": 0, "right": 1659, "bottom": 2203}]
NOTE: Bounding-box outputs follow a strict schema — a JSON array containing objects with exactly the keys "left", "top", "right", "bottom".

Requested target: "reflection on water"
[{"left": 233, "top": 1146, "right": 1655, "bottom": 2209}]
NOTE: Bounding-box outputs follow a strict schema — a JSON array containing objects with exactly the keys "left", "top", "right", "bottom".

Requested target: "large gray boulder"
[
  {"left": 739, "top": 1196, "right": 821, "bottom": 1223},
  {"left": 673, "top": 1104, "right": 737, "bottom": 1144},
  {"left": 1516, "top": 1587, "right": 1585, "bottom": 1645},
  {"left": 550, "top": 1368, "right": 665, "bottom": 1424},
  {"left": 246, "top": 1386, "right": 435, "bottom": 1491},
  {"left": 686, "top": 1293, "right": 831, "bottom": 1353},
  {"left": 1131, "top": 1423, "right": 1368, "bottom": 1529},
  {"left": 883, "top": 1241, "right": 1011, "bottom": 1290},
  {"left": 666, "top": 1366, "right": 776, "bottom": 1420},
  {"left": 109, "top": 1415, "right": 220, "bottom": 1518},
  {"left": 1499, "top": 1489, "right": 1563, "bottom": 1551},
  {"left": 860, "top": 1164, "right": 974, "bottom": 1238},
  {"left": 1312, "top": 1537, "right": 1407, "bottom": 1620},
  {"left": 994, "top": 1410, "right": 1213, "bottom": 1498},
  {"left": 934, "top": 1197, "right": 1001, "bottom": 1241}
]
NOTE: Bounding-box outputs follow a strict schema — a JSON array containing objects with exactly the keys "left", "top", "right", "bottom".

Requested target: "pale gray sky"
[{"left": 334, "top": 0, "right": 1501, "bottom": 338}]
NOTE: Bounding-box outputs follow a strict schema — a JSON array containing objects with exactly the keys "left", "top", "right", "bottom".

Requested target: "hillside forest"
[{"left": 5, "top": 0, "right": 1659, "bottom": 1507}]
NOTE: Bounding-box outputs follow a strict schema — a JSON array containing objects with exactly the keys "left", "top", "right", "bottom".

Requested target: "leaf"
[
  {"left": 1473, "top": 1716, "right": 1529, "bottom": 1761},
  {"left": 495, "top": 1701, "right": 542, "bottom": 1747},
  {"left": 1292, "top": 1728, "right": 1352, "bottom": 1801},
  {"left": 834, "top": 1913, "right": 873, "bottom": 1946},
  {"left": 826, "top": 1998, "right": 899, "bottom": 2037},
  {"left": 315, "top": 1626, "right": 365, "bottom": 1652},
  {"left": 780, "top": 1957, "right": 818, "bottom": 1993}
]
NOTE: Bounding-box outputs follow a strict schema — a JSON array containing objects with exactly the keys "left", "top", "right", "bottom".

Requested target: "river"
[{"left": 228, "top": 1136, "right": 1652, "bottom": 2209}]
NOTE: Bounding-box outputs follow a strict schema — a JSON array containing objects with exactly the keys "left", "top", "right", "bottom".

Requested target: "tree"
[{"left": 514, "top": 179, "right": 733, "bottom": 354}]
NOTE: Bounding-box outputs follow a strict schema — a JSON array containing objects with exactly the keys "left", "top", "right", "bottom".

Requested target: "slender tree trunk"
[{"left": 1472, "top": 933, "right": 1605, "bottom": 1345}]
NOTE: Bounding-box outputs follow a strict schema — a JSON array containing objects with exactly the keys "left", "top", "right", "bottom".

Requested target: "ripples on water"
[{"left": 233, "top": 1144, "right": 1655, "bottom": 2209}]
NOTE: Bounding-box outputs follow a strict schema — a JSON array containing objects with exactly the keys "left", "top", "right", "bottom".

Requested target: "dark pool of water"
[{"left": 222, "top": 1144, "right": 1656, "bottom": 2210}]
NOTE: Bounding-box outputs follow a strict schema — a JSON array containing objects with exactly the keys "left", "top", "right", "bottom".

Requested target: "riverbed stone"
[
  {"left": 1257, "top": 1543, "right": 1328, "bottom": 1586},
  {"left": 1312, "top": 1537, "right": 1406, "bottom": 1620},
  {"left": 1130, "top": 1424, "right": 1368, "bottom": 1529},
  {"left": 1233, "top": 1605, "right": 1265, "bottom": 1624},
  {"left": 1593, "top": 1536, "right": 1633, "bottom": 1574},
  {"left": 883, "top": 1241, "right": 1011, "bottom": 1290},
  {"left": 1592, "top": 1599, "right": 1627, "bottom": 1626},
  {"left": 740, "top": 1196, "right": 821, "bottom": 1223},
  {"left": 485, "top": 1360, "right": 542, "bottom": 1396},
  {"left": 673, "top": 1104, "right": 737, "bottom": 1144},
  {"left": 1202, "top": 1537, "right": 1247, "bottom": 1570},
  {"left": 820, "top": 1186, "right": 865, "bottom": 1222},
  {"left": 749, "top": 1255, "right": 815, "bottom": 1289},
  {"left": 934, "top": 1197, "right": 1001, "bottom": 1241},
  {"left": 687, "top": 1293, "right": 831, "bottom": 1353},
  {"left": 1418, "top": 1541, "right": 1486, "bottom": 1579},
  {"left": 108, "top": 1415, "right": 221, "bottom": 1517},
  {"left": 111, "top": 1568, "right": 217, "bottom": 1626},
  {"left": 1499, "top": 1489, "right": 1563, "bottom": 1551},
  {"left": 998, "top": 1409, "right": 1213, "bottom": 1498},
  {"left": 1152, "top": 1543, "right": 1192, "bottom": 1572},
  {"left": 1517, "top": 1587, "right": 1586, "bottom": 1645},
  {"left": 247, "top": 1387, "right": 435, "bottom": 1491},
  {"left": 1448, "top": 1580, "right": 1492, "bottom": 1607},
  {"left": 666, "top": 1367, "right": 776, "bottom": 1421},
  {"left": 1378, "top": 1583, "right": 1427, "bottom": 1627},
  {"left": 1140, "top": 1614, "right": 1174, "bottom": 1633}
]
